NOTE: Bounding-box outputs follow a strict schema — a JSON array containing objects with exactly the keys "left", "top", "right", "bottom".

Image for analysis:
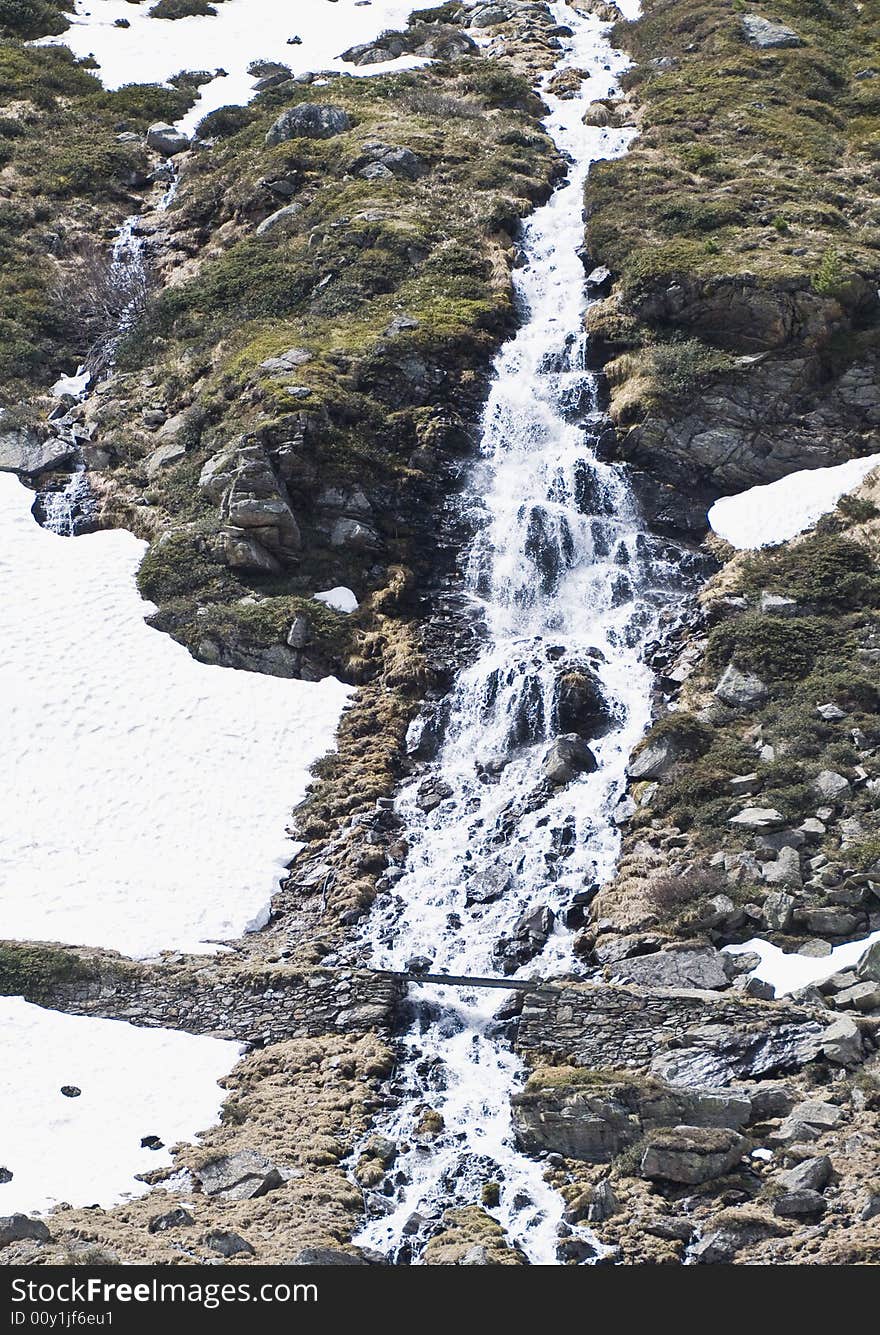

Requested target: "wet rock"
[
  {"left": 265, "top": 104, "right": 351, "bottom": 145},
  {"left": 465, "top": 862, "right": 511, "bottom": 904},
  {"left": 555, "top": 667, "right": 610, "bottom": 739},
  {"left": 417, "top": 777, "right": 452, "bottom": 813},
  {"left": 639, "top": 1126, "right": 748, "bottom": 1185},
  {"left": 148, "top": 1207, "right": 194, "bottom": 1234},
  {"left": 543, "top": 734, "right": 598, "bottom": 785},
  {"left": 195, "top": 1150, "right": 285, "bottom": 1201},
  {"left": 0, "top": 1215, "right": 50, "bottom": 1248}
]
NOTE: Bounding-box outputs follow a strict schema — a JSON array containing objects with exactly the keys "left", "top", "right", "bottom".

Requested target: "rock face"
[
  {"left": 199, "top": 441, "right": 301, "bottom": 570},
  {"left": 640, "top": 1126, "right": 748, "bottom": 1184},
  {"left": 265, "top": 105, "right": 351, "bottom": 145},
  {"left": 512, "top": 1069, "right": 751, "bottom": 1163}
]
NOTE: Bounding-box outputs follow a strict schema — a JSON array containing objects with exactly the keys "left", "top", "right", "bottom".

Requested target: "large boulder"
[
  {"left": 146, "top": 122, "right": 191, "bottom": 156},
  {"left": 640, "top": 1126, "right": 748, "bottom": 1185},
  {"left": 194, "top": 1150, "right": 284, "bottom": 1201},
  {"left": 742, "top": 15, "right": 803, "bottom": 48},
  {"left": 0, "top": 415, "right": 74, "bottom": 476},
  {"left": 714, "top": 664, "right": 768, "bottom": 709},
  {"left": 543, "top": 734, "right": 598, "bottom": 785},
  {"left": 265, "top": 104, "right": 351, "bottom": 146},
  {"left": 0, "top": 1215, "right": 50, "bottom": 1248},
  {"left": 610, "top": 947, "right": 730, "bottom": 991}
]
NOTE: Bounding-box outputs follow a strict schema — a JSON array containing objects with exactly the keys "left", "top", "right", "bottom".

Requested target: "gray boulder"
[
  {"left": 773, "top": 1189, "right": 827, "bottom": 1218},
  {"left": 255, "top": 203, "right": 303, "bottom": 236},
  {"left": 640, "top": 1126, "right": 748, "bottom": 1185},
  {"left": 194, "top": 1150, "right": 284, "bottom": 1200},
  {"left": 146, "top": 122, "right": 190, "bottom": 156},
  {"left": 611, "top": 947, "right": 730, "bottom": 991},
  {"left": 543, "top": 734, "right": 598, "bottom": 785},
  {"left": 265, "top": 104, "right": 351, "bottom": 145},
  {"left": 856, "top": 939, "right": 880, "bottom": 983},
  {"left": 778, "top": 1155, "right": 832, "bottom": 1193},
  {"left": 742, "top": 15, "right": 803, "bottom": 48},
  {"left": 729, "top": 807, "right": 785, "bottom": 831},
  {"left": 0, "top": 416, "right": 74, "bottom": 476},
  {"left": 812, "top": 770, "right": 851, "bottom": 801},
  {"left": 0, "top": 1215, "right": 50, "bottom": 1248},
  {"left": 714, "top": 664, "right": 768, "bottom": 709},
  {"left": 290, "top": 1248, "right": 369, "bottom": 1264},
  {"left": 205, "top": 1230, "right": 255, "bottom": 1257},
  {"left": 148, "top": 1207, "right": 194, "bottom": 1234},
  {"left": 820, "top": 1016, "right": 863, "bottom": 1066}
]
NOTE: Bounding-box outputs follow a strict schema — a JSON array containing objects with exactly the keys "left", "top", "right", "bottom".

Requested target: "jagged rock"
[
  {"left": 742, "top": 14, "right": 803, "bottom": 48},
  {"left": 639, "top": 1126, "right": 748, "bottom": 1185},
  {"left": 287, "top": 613, "right": 312, "bottom": 649},
  {"left": 763, "top": 890, "right": 796, "bottom": 931},
  {"left": 146, "top": 122, "right": 190, "bottom": 155},
  {"left": 691, "top": 1215, "right": 783, "bottom": 1263},
  {"left": 0, "top": 416, "right": 74, "bottom": 476},
  {"left": 194, "top": 1150, "right": 285, "bottom": 1201},
  {"left": 798, "top": 907, "right": 861, "bottom": 937},
  {"left": 778, "top": 1155, "right": 832, "bottom": 1193},
  {"left": 819, "top": 1016, "right": 863, "bottom": 1066},
  {"left": 145, "top": 440, "right": 187, "bottom": 477},
  {"left": 812, "top": 770, "right": 851, "bottom": 802},
  {"left": 543, "top": 734, "right": 598, "bottom": 784},
  {"left": 610, "top": 948, "right": 730, "bottom": 991},
  {"left": 762, "top": 846, "right": 803, "bottom": 889},
  {"left": 330, "top": 516, "right": 379, "bottom": 550},
  {"left": 205, "top": 1230, "right": 255, "bottom": 1257},
  {"left": 265, "top": 104, "right": 351, "bottom": 145},
  {"left": 352, "top": 143, "right": 428, "bottom": 181},
  {"left": 0, "top": 1215, "right": 50, "bottom": 1248},
  {"left": 628, "top": 736, "right": 681, "bottom": 781},
  {"left": 773, "top": 1189, "right": 827, "bottom": 1218},
  {"left": 714, "top": 664, "right": 768, "bottom": 709},
  {"left": 856, "top": 939, "right": 880, "bottom": 982},
  {"left": 148, "top": 1208, "right": 194, "bottom": 1234},
  {"left": 729, "top": 807, "right": 785, "bottom": 831},
  {"left": 221, "top": 531, "right": 281, "bottom": 573}
]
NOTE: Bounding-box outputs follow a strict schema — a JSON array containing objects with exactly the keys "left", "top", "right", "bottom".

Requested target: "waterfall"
[{"left": 349, "top": 2, "right": 686, "bottom": 1265}]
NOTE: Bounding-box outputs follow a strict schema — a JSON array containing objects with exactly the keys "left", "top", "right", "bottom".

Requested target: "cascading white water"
[{"left": 350, "top": 2, "right": 684, "bottom": 1265}]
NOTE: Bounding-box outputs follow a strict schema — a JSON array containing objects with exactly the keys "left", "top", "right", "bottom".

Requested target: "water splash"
[{"left": 349, "top": 3, "right": 686, "bottom": 1265}]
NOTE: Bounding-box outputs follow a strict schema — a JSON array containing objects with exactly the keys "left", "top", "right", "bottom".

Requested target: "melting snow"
[
  {"left": 725, "top": 931, "right": 880, "bottom": 996},
  {"left": 0, "top": 997, "right": 240, "bottom": 1215},
  {"left": 0, "top": 473, "right": 352, "bottom": 957},
  {"left": 43, "top": 0, "right": 430, "bottom": 133},
  {"left": 708, "top": 454, "right": 880, "bottom": 549}
]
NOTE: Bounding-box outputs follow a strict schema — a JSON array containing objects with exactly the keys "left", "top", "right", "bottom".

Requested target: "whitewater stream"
[{"left": 349, "top": 1, "right": 686, "bottom": 1265}]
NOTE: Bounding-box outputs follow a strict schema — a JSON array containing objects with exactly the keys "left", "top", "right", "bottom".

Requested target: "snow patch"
[
  {"left": 51, "top": 366, "right": 90, "bottom": 399},
  {"left": 725, "top": 931, "right": 880, "bottom": 996},
  {"left": 0, "top": 997, "right": 240, "bottom": 1215},
  {"left": 708, "top": 454, "right": 880, "bottom": 549},
  {"left": 43, "top": 0, "right": 430, "bottom": 134},
  {"left": 0, "top": 473, "right": 352, "bottom": 958},
  {"left": 314, "top": 586, "right": 358, "bottom": 614}
]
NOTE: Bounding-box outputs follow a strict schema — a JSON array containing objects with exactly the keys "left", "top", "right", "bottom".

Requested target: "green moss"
[
  {"left": 0, "top": 943, "right": 91, "bottom": 999},
  {"left": 734, "top": 533, "right": 880, "bottom": 609},
  {"left": 0, "top": 0, "right": 71, "bottom": 39},
  {"left": 707, "top": 614, "right": 824, "bottom": 680}
]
